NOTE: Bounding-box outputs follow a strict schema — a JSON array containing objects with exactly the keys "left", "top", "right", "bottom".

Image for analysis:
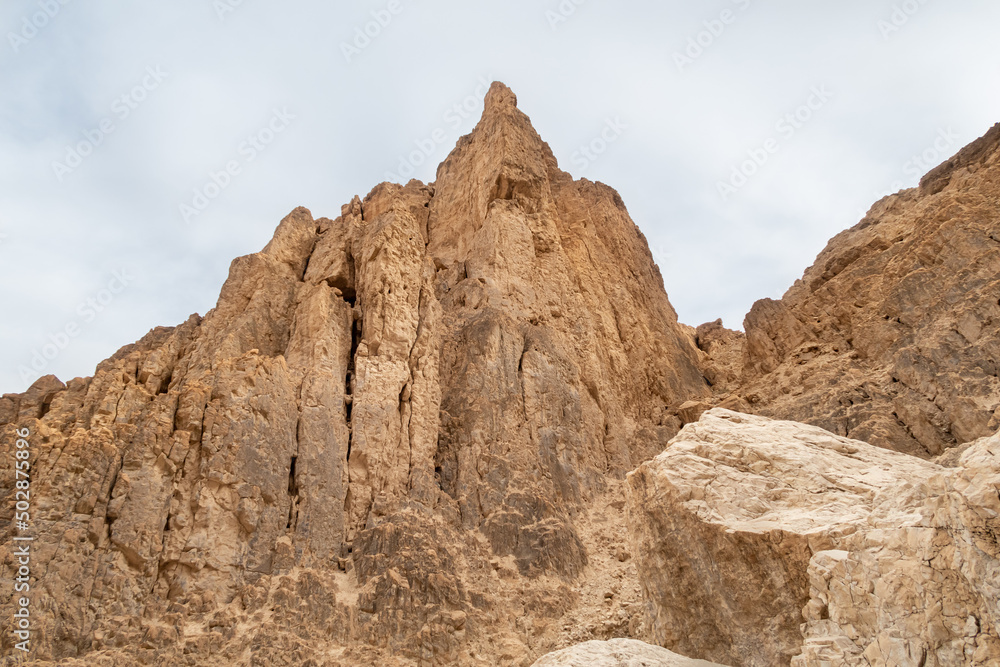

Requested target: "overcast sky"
[{"left": 2, "top": 1, "right": 999, "bottom": 393}]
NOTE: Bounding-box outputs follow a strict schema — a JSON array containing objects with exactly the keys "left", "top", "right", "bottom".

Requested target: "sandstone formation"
[
  {"left": 529, "top": 639, "right": 725, "bottom": 667},
  {"left": 696, "top": 123, "right": 1000, "bottom": 457},
  {"left": 4, "top": 81, "right": 1000, "bottom": 667},
  {"left": 0, "top": 83, "right": 707, "bottom": 666},
  {"left": 627, "top": 409, "right": 1000, "bottom": 667}
]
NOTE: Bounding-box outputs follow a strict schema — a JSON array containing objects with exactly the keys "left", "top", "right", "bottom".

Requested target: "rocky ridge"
[
  {"left": 1, "top": 82, "right": 998, "bottom": 667},
  {"left": 696, "top": 123, "right": 1000, "bottom": 457},
  {"left": 0, "top": 83, "right": 707, "bottom": 666}
]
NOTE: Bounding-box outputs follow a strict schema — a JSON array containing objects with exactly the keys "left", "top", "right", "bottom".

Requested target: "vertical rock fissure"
[
  {"left": 286, "top": 456, "right": 299, "bottom": 530},
  {"left": 155, "top": 370, "right": 174, "bottom": 396},
  {"left": 104, "top": 456, "right": 122, "bottom": 531},
  {"left": 288, "top": 456, "right": 298, "bottom": 495},
  {"left": 345, "top": 315, "right": 361, "bottom": 464}
]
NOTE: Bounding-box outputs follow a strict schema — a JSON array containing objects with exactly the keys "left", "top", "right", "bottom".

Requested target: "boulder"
[
  {"left": 627, "top": 409, "right": 1000, "bottom": 667},
  {"left": 531, "top": 639, "right": 726, "bottom": 667}
]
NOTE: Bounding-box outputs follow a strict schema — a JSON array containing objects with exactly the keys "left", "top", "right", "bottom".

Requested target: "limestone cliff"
[
  {"left": 4, "top": 82, "right": 999, "bottom": 667},
  {"left": 627, "top": 409, "right": 1000, "bottom": 666},
  {"left": 0, "top": 83, "right": 707, "bottom": 666},
  {"left": 697, "top": 123, "right": 1000, "bottom": 457}
]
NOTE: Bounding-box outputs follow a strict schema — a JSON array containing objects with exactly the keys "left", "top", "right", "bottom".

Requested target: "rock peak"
[
  {"left": 426, "top": 79, "right": 559, "bottom": 261},
  {"left": 0, "top": 75, "right": 710, "bottom": 667},
  {"left": 483, "top": 81, "right": 518, "bottom": 115},
  {"left": 6, "top": 82, "right": 1000, "bottom": 667}
]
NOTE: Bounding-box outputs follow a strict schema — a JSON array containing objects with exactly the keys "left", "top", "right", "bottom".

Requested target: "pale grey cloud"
[{"left": 2, "top": 0, "right": 999, "bottom": 392}]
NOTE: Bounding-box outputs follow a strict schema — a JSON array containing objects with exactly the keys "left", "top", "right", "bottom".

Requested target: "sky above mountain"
[{"left": 2, "top": 0, "right": 999, "bottom": 392}]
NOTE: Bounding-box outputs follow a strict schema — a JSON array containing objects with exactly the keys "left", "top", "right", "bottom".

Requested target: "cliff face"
[
  {"left": 627, "top": 410, "right": 1000, "bottom": 667},
  {"left": 4, "top": 82, "right": 999, "bottom": 667},
  {"left": 698, "top": 123, "right": 1000, "bottom": 457},
  {"left": 0, "top": 83, "right": 708, "bottom": 666}
]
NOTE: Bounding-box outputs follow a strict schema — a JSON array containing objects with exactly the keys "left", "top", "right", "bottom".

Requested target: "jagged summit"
[
  {"left": 427, "top": 80, "right": 561, "bottom": 262},
  {"left": 921, "top": 121, "right": 1000, "bottom": 195},
  {"left": 1, "top": 83, "right": 707, "bottom": 665},
  {"left": 483, "top": 80, "right": 519, "bottom": 114},
  {"left": 5, "top": 83, "right": 998, "bottom": 666},
  {"left": 695, "top": 121, "right": 1000, "bottom": 457}
]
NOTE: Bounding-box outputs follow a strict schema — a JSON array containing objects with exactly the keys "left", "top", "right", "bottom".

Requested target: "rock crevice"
[{"left": 0, "top": 82, "right": 707, "bottom": 666}]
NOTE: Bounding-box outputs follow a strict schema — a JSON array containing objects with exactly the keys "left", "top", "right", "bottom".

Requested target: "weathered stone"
[
  {"left": 694, "top": 319, "right": 744, "bottom": 392},
  {"left": 627, "top": 409, "right": 1000, "bottom": 667},
  {"left": 0, "top": 82, "right": 707, "bottom": 666},
  {"left": 702, "top": 123, "right": 1000, "bottom": 457},
  {"left": 3, "top": 81, "right": 998, "bottom": 667},
  {"left": 530, "top": 639, "right": 727, "bottom": 666}
]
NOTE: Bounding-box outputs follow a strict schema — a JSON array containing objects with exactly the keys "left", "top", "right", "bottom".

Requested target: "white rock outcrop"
[
  {"left": 626, "top": 409, "right": 1000, "bottom": 667},
  {"left": 530, "top": 638, "right": 726, "bottom": 666}
]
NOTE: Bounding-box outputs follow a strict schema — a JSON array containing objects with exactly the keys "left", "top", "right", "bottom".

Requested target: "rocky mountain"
[
  {"left": 0, "top": 83, "right": 707, "bottom": 666},
  {"left": 2, "top": 83, "right": 998, "bottom": 667},
  {"left": 697, "top": 123, "right": 1000, "bottom": 457}
]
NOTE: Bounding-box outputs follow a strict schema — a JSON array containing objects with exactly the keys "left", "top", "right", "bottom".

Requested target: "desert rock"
[
  {"left": 703, "top": 123, "right": 1000, "bottom": 457},
  {"left": 3, "top": 81, "right": 999, "bottom": 667},
  {"left": 0, "top": 83, "right": 707, "bottom": 666},
  {"left": 626, "top": 409, "right": 1000, "bottom": 667},
  {"left": 529, "top": 638, "right": 726, "bottom": 666}
]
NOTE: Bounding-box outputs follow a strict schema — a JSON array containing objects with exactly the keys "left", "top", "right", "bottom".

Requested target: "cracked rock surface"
[
  {"left": 3, "top": 81, "right": 999, "bottom": 667},
  {"left": 529, "top": 638, "right": 726, "bottom": 666},
  {"left": 696, "top": 123, "right": 1000, "bottom": 458},
  {"left": 0, "top": 83, "right": 707, "bottom": 666},
  {"left": 627, "top": 409, "right": 1000, "bottom": 667}
]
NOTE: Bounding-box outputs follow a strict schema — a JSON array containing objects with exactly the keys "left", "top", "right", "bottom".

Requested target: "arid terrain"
[{"left": 2, "top": 83, "right": 998, "bottom": 666}]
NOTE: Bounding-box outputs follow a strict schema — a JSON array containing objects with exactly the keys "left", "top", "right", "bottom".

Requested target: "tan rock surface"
[
  {"left": 693, "top": 319, "right": 744, "bottom": 395},
  {"left": 704, "top": 123, "right": 1000, "bottom": 456},
  {"left": 529, "top": 639, "right": 726, "bottom": 667},
  {"left": 4, "top": 81, "right": 999, "bottom": 667},
  {"left": 626, "top": 409, "right": 1000, "bottom": 667},
  {"left": 0, "top": 83, "right": 707, "bottom": 666}
]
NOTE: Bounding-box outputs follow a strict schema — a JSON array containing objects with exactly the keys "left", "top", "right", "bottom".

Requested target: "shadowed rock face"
[
  {"left": 0, "top": 82, "right": 708, "bottom": 666},
  {"left": 697, "top": 123, "right": 1000, "bottom": 458}
]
